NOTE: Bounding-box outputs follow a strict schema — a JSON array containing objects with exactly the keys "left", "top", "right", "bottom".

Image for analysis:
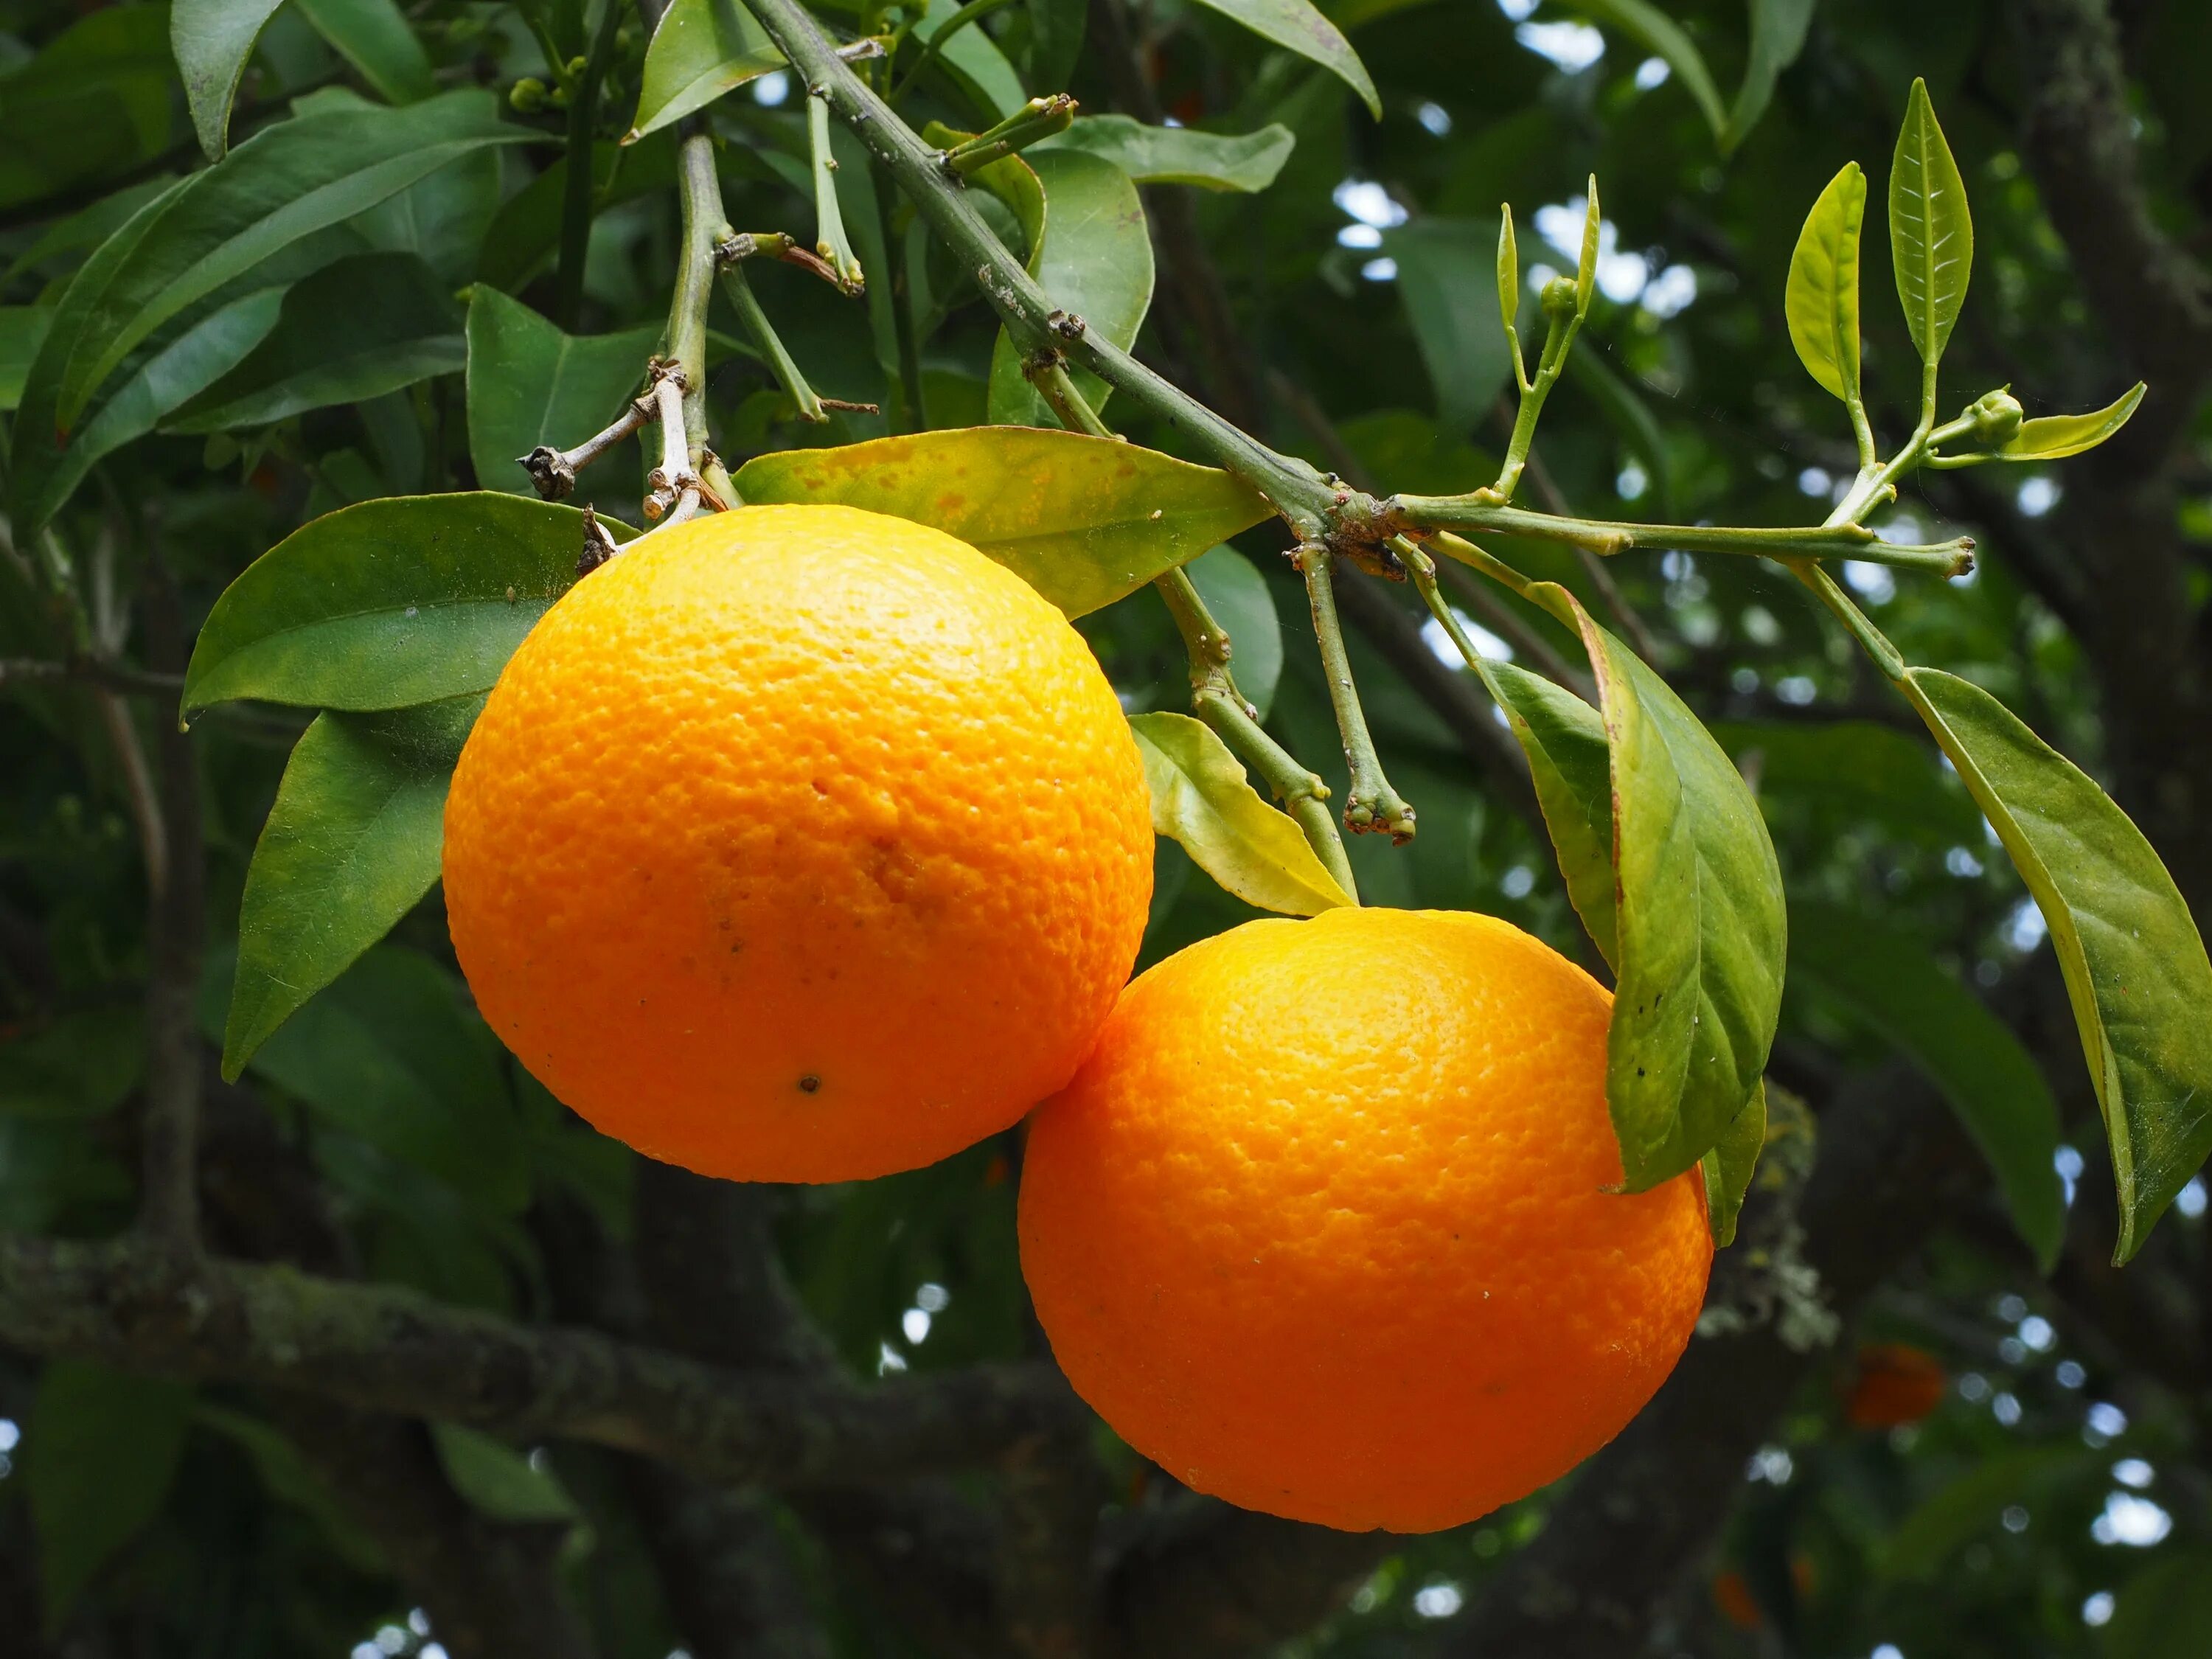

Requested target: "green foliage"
[
  {"left": 1037, "top": 115, "right": 1296, "bottom": 192},
  {"left": 1131, "top": 711, "right": 1353, "bottom": 914},
  {"left": 1186, "top": 0, "right": 1378, "bottom": 118},
  {"left": 733, "top": 428, "right": 1270, "bottom": 615},
  {"left": 629, "top": 0, "right": 787, "bottom": 140},
  {"left": 27, "top": 1363, "right": 193, "bottom": 1624},
  {"left": 1889, "top": 77, "right": 1972, "bottom": 374},
  {"left": 464, "top": 286, "right": 658, "bottom": 494},
  {"left": 1787, "top": 162, "right": 1868, "bottom": 409}
]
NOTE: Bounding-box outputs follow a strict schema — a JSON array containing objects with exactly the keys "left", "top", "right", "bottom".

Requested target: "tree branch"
[{"left": 0, "top": 1232, "right": 1084, "bottom": 1491}]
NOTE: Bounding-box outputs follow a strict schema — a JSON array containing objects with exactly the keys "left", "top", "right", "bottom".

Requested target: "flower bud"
[
  {"left": 1539, "top": 275, "right": 1578, "bottom": 321},
  {"left": 1967, "top": 389, "right": 2023, "bottom": 446},
  {"left": 509, "top": 77, "right": 549, "bottom": 114}
]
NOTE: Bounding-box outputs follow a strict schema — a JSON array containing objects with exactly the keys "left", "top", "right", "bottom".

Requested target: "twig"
[
  {"left": 520, "top": 397, "right": 653, "bottom": 500},
  {"left": 554, "top": 0, "right": 627, "bottom": 329},
  {"left": 1298, "top": 541, "right": 1415, "bottom": 841},
  {"left": 0, "top": 655, "right": 185, "bottom": 697}
]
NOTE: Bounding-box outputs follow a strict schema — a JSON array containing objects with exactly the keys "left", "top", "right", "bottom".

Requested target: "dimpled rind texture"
[
  {"left": 443, "top": 504, "right": 1152, "bottom": 1183},
  {"left": 1018, "top": 907, "right": 1714, "bottom": 1534}
]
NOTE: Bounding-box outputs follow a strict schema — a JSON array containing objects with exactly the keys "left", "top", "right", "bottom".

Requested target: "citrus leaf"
[
  {"left": 1573, "top": 0, "right": 1727, "bottom": 140},
  {"left": 2104, "top": 1550, "right": 2212, "bottom": 1659},
  {"left": 184, "top": 493, "right": 624, "bottom": 714},
  {"left": 1722, "top": 0, "right": 1815, "bottom": 151},
  {"left": 214, "top": 944, "right": 531, "bottom": 1212},
  {"left": 464, "top": 285, "right": 657, "bottom": 496},
  {"left": 1035, "top": 115, "right": 1295, "bottom": 192},
  {"left": 1889, "top": 77, "right": 1972, "bottom": 367},
  {"left": 294, "top": 0, "right": 438, "bottom": 105},
  {"left": 1787, "top": 161, "right": 1867, "bottom": 407},
  {"left": 1996, "top": 383, "right": 2146, "bottom": 462},
  {"left": 626, "top": 0, "right": 785, "bottom": 144},
  {"left": 1790, "top": 898, "right": 2066, "bottom": 1268},
  {"left": 732, "top": 428, "right": 1270, "bottom": 617},
  {"left": 15, "top": 286, "right": 285, "bottom": 529},
  {"left": 1384, "top": 218, "right": 1518, "bottom": 437},
  {"left": 1711, "top": 719, "right": 1986, "bottom": 849},
  {"left": 1899, "top": 667, "right": 2212, "bottom": 1262},
  {"left": 170, "top": 0, "right": 288, "bottom": 159},
  {"left": 986, "top": 150, "right": 1154, "bottom": 427},
  {"left": 1882, "top": 1445, "right": 2101, "bottom": 1580},
  {"left": 11, "top": 89, "right": 531, "bottom": 467},
  {"left": 0, "top": 1008, "right": 143, "bottom": 1122},
  {"left": 1700, "top": 1080, "right": 1765, "bottom": 1247},
  {"left": 1475, "top": 658, "right": 1617, "bottom": 964},
  {"left": 430, "top": 1424, "right": 582, "bottom": 1523},
  {"left": 223, "top": 696, "right": 483, "bottom": 1077},
  {"left": 1530, "top": 583, "right": 1787, "bottom": 1188},
  {"left": 913, "top": 0, "right": 1026, "bottom": 122},
  {"left": 1186, "top": 546, "right": 1282, "bottom": 721},
  {"left": 1496, "top": 206, "right": 1517, "bottom": 338},
  {"left": 1, "top": 10, "right": 174, "bottom": 209},
  {"left": 195, "top": 1406, "right": 389, "bottom": 1573},
  {"left": 1186, "top": 0, "right": 1379, "bottom": 118},
  {"left": 27, "top": 1363, "right": 192, "bottom": 1627},
  {"left": 1130, "top": 712, "right": 1352, "bottom": 915},
  {"left": 167, "top": 252, "right": 463, "bottom": 432}
]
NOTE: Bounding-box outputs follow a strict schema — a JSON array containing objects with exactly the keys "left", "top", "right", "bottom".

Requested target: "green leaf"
[
  {"left": 1574, "top": 178, "right": 1600, "bottom": 319},
  {"left": 476, "top": 138, "right": 677, "bottom": 292},
  {"left": 1532, "top": 584, "right": 1787, "bottom": 1187},
  {"left": 195, "top": 1406, "right": 389, "bottom": 1572},
  {"left": 1712, "top": 719, "right": 1986, "bottom": 849},
  {"left": 626, "top": 0, "right": 785, "bottom": 143},
  {"left": 1996, "top": 383, "right": 2146, "bottom": 462},
  {"left": 1573, "top": 0, "right": 1728, "bottom": 140},
  {"left": 0, "top": 1008, "right": 143, "bottom": 1121},
  {"left": 16, "top": 286, "right": 288, "bottom": 532},
  {"left": 1, "top": 9, "right": 175, "bottom": 206},
  {"left": 1496, "top": 205, "right": 1518, "bottom": 338},
  {"left": 733, "top": 428, "right": 1270, "bottom": 617},
  {"left": 1722, "top": 0, "right": 1815, "bottom": 151},
  {"left": 1186, "top": 0, "right": 1380, "bottom": 118},
  {"left": 1129, "top": 712, "right": 1352, "bottom": 915},
  {"left": 11, "top": 89, "right": 532, "bottom": 471},
  {"left": 3, "top": 177, "right": 176, "bottom": 289},
  {"left": 27, "top": 1363, "right": 193, "bottom": 1627},
  {"left": 171, "top": 0, "right": 288, "bottom": 159},
  {"left": 184, "top": 493, "right": 622, "bottom": 714},
  {"left": 221, "top": 945, "right": 532, "bottom": 1212},
  {"left": 1475, "top": 659, "right": 1617, "bottom": 964},
  {"left": 1034, "top": 115, "right": 1295, "bottom": 192},
  {"left": 294, "top": 0, "right": 438, "bottom": 105},
  {"left": 1700, "top": 1080, "right": 1765, "bottom": 1247},
  {"left": 914, "top": 0, "right": 1028, "bottom": 122},
  {"left": 2104, "top": 1550, "right": 2212, "bottom": 1659},
  {"left": 1889, "top": 77, "right": 1972, "bottom": 368},
  {"left": 1789, "top": 899, "right": 2066, "bottom": 1268},
  {"left": 430, "top": 1424, "right": 583, "bottom": 1523},
  {"left": 987, "top": 150, "right": 1155, "bottom": 427},
  {"left": 0, "top": 306, "right": 54, "bottom": 413},
  {"left": 167, "top": 253, "right": 463, "bottom": 432},
  {"left": 224, "top": 696, "right": 483, "bottom": 1077},
  {"left": 1186, "top": 546, "right": 1283, "bottom": 721},
  {"left": 1882, "top": 1445, "right": 2100, "bottom": 1580},
  {"left": 1899, "top": 667, "right": 2212, "bottom": 1261},
  {"left": 465, "top": 285, "right": 658, "bottom": 498},
  {"left": 1382, "top": 218, "right": 1517, "bottom": 437},
  {"left": 1786, "top": 161, "right": 1868, "bottom": 407}
]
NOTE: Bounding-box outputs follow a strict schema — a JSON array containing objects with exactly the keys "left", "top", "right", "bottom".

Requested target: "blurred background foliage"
[{"left": 4, "top": 0, "right": 2212, "bottom": 1654}]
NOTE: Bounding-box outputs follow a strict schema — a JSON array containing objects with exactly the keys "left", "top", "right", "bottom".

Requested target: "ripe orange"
[
  {"left": 1843, "top": 1341, "right": 1948, "bottom": 1429},
  {"left": 1018, "top": 907, "right": 1713, "bottom": 1532},
  {"left": 443, "top": 504, "right": 1152, "bottom": 1183}
]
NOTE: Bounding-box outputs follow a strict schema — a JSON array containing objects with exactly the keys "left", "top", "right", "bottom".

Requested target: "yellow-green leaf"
[
  {"left": 1889, "top": 77, "right": 1972, "bottom": 366},
  {"left": 1998, "top": 383, "right": 2146, "bottom": 462},
  {"left": 1129, "top": 712, "right": 1352, "bottom": 916},
  {"left": 731, "top": 428, "right": 1270, "bottom": 617},
  {"left": 1787, "top": 161, "right": 1867, "bottom": 406}
]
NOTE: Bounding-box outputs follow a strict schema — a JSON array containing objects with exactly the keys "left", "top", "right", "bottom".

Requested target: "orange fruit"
[
  {"left": 443, "top": 504, "right": 1152, "bottom": 1183},
  {"left": 1843, "top": 1341, "right": 1948, "bottom": 1429},
  {"left": 1018, "top": 907, "right": 1712, "bottom": 1532}
]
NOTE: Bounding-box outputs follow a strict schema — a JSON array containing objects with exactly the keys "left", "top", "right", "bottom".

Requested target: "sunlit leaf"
[
  {"left": 734, "top": 428, "right": 1269, "bottom": 616},
  {"left": 1130, "top": 712, "right": 1353, "bottom": 915},
  {"left": 1790, "top": 899, "right": 2066, "bottom": 1268},
  {"left": 464, "top": 285, "right": 657, "bottom": 496},
  {"left": 184, "top": 493, "right": 624, "bottom": 714},
  {"left": 167, "top": 253, "right": 464, "bottom": 431},
  {"left": 1036, "top": 116, "right": 1295, "bottom": 192},
  {"left": 1787, "top": 161, "right": 1867, "bottom": 407},
  {"left": 1889, "top": 77, "right": 1972, "bottom": 367},
  {"left": 224, "top": 696, "right": 483, "bottom": 1077},
  {"left": 1995, "top": 383, "right": 2146, "bottom": 462},
  {"left": 1186, "top": 0, "right": 1380, "bottom": 118},
  {"left": 627, "top": 0, "right": 786, "bottom": 143},
  {"left": 1900, "top": 668, "right": 2212, "bottom": 1261}
]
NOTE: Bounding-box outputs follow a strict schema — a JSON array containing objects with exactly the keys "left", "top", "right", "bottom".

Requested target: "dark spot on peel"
[{"left": 798, "top": 1075, "right": 821, "bottom": 1093}]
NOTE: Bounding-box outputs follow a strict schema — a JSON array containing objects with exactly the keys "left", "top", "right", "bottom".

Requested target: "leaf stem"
[
  {"left": 1493, "top": 293, "right": 1582, "bottom": 503},
  {"left": 1299, "top": 542, "right": 1416, "bottom": 841},
  {"left": 939, "top": 96, "right": 1077, "bottom": 174},
  {"left": 715, "top": 236, "right": 829, "bottom": 422},
  {"left": 667, "top": 128, "right": 723, "bottom": 459},
  {"left": 807, "top": 89, "right": 867, "bottom": 293}
]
